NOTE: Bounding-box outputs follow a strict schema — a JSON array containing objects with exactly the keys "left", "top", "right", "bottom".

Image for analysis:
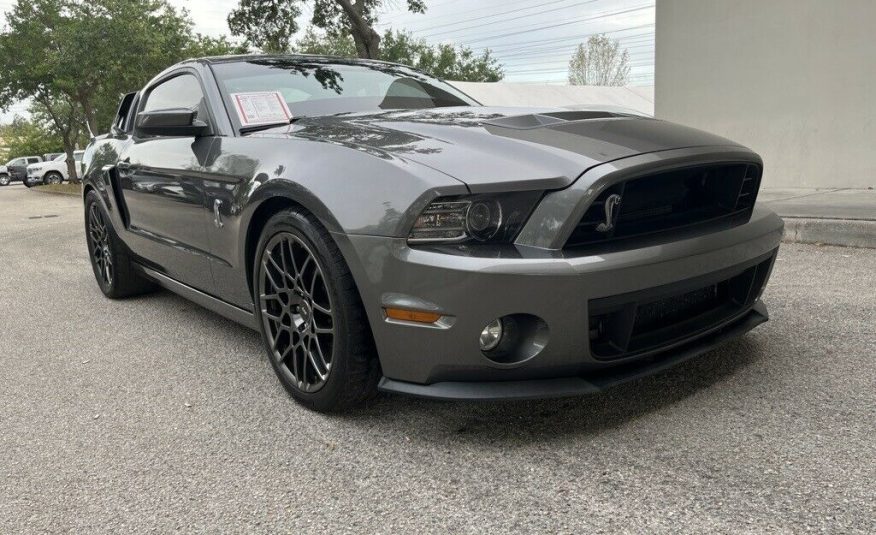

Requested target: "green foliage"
[
  {"left": 380, "top": 30, "right": 503, "bottom": 82},
  {"left": 0, "top": 117, "right": 64, "bottom": 160},
  {"left": 0, "top": 0, "right": 248, "bottom": 138},
  {"left": 228, "top": 0, "right": 425, "bottom": 58},
  {"left": 295, "top": 26, "right": 357, "bottom": 56},
  {"left": 228, "top": 0, "right": 302, "bottom": 53},
  {"left": 294, "top": 28, "right": 504, "bottom": 82},
  {"left": 187, "top": 34, "right": 251, "bottom": 58}
]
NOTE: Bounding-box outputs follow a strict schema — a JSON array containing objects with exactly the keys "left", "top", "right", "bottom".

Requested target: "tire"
[
  {"left": 0, "top": 174, "right": 9, "bottom": 186},
  {"left": 84, "top": 191, "right": 155, "bottom": 299},
  {"left": 43, "top": 172, "right": 63, "bottom": 185},
  {"left": 253, "top": 208, "right": 380, "bottom": 412},
  {"left": 22, "top": 176, "right": 35, "bottom": 188}
]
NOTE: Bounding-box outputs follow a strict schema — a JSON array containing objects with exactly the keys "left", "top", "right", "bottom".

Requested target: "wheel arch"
[{"left": 241, "top": 182, "right": 346, "bottom": 302}]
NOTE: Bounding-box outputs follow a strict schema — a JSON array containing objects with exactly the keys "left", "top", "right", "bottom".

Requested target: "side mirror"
[{"left": 135, "top": 108, "right": 211, "bottom": 137}]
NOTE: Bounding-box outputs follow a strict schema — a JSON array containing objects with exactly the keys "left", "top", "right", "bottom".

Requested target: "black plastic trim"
[{"left": 378, "top": 302, "right": 768, "bottom": 401}]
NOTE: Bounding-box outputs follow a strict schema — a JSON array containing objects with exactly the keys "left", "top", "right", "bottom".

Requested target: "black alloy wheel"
[
  {"left": 84, "top": 191, "right": 155, "bottom": 298},
  {"left": 254, "top": 208, "right": 379, "bottom": 411},
  {"left": 87, "top": 202, "right": 114, "bottom": 289},
  {"left": 259, "top": 232, "right": 336, "bottom": 393}
]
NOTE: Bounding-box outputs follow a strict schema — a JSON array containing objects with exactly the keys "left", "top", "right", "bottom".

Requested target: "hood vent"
[{"left": 484, "top": 110, "right": 635, "bottom": 130}]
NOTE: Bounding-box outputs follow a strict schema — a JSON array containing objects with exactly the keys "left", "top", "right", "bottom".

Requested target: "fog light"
[{"left": 479, "top": 319, "right": 503, "bottom": 351}]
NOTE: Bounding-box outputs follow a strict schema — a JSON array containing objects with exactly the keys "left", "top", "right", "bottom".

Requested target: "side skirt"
[{"left": 136, "top": 265, "right": 259, "bottom": 331}]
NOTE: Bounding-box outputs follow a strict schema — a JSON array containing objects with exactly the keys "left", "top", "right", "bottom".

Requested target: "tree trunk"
[
  {"left": 335, "top": 0, "right": 381, "bottom": 58},
  {"left": 81, "top": 97, "right": 97, "bottom": 139},
  {"left": 63, "top": 143, "right": 79, "bottom": 183}
]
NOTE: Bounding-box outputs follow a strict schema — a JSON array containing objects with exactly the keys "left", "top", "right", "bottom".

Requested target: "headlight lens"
[{"left": 408, "top": 191, "right": 542, "bottom": 244}]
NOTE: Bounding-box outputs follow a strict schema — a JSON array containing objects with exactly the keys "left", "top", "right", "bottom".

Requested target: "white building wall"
[
  {"left": 451, "top": 82, "right": 654, "bottom": 116},
  {"left": 656, "top": 0, "right": 876, "bottom": 189}
]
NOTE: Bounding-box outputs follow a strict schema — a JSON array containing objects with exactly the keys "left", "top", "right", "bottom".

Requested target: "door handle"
[{"left": 213, "top": 199, "right": 224, "bottom": 229}]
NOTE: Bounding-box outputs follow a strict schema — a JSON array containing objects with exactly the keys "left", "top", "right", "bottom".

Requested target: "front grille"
[
  {"left": 566, "top": 163, "right": 762, "bottom": 251},
  {"left": 588, "top": 251, "right": 776, "bottom": 360}
]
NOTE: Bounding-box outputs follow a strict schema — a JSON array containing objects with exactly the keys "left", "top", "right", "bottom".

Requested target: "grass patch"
[{"left": 33, "top": 183, "right": 82, "bottom": 196}]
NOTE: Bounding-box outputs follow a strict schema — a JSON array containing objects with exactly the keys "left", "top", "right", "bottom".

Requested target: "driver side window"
[{"left": 143, "top": 73, "right": 209, "bottom": 123}]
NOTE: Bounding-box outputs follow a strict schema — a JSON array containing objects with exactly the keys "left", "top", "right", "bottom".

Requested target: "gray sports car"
[{"left": 81, "top": 55, "right": 783, "bottom": 411}]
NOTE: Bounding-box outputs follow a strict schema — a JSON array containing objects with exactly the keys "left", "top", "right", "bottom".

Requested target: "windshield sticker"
[{"left": 231, "top": 91, "right": 292, "bottom": 126}]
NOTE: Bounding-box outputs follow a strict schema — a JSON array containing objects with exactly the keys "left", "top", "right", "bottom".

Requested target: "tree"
[
  {"left": 295, "top": 26, "right": 357, "bottom": 56},
  {"left": 0, "top": 0, "right": 87, "bottom": 176},
  {"left": 567, "top": 34, "right": 630, "bottom": 86},
  {"left": 228, "top": 0, "right": 425, "bottom": 58},
  {"left": 295, "top": 28, "right": 504, "bottom": 82},
  {"left": 29, "top": 97, "right": 88, "bottom": 181},
  {"left": 0, "top": 0, "right": 244, "bottom": 146},
  {"left": 380, "top": 30, "right": 503, "bottom": 82},
  {"left": 0, "top": 117, "right": 65, "bottom": 161},
  {"left": 228, "top": 0, "right": 302, "bottom": 53}
]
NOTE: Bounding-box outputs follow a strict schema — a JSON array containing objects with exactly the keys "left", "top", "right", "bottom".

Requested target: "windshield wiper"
[{"left": 240, "top": 116, "right": 303, "bottom": 135}]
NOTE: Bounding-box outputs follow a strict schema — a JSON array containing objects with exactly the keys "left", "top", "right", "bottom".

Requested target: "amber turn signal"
[{"left": 384, "top": 307, "right": 442, "bottom": 324}]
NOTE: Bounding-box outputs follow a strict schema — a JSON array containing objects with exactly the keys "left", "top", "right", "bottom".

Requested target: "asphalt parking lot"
[{"left": 1, "top": 184, "right": 874, "bottom": 533}]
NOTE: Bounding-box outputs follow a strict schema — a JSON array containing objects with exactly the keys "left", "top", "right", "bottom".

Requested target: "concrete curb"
[{"left": 781, "top": 217, "right": 876, "bottom": 248}]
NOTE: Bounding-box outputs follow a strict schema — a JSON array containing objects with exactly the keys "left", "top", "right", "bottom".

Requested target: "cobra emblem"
[{"left": 595, "top": 193, "right": 622, "bottom": 233}]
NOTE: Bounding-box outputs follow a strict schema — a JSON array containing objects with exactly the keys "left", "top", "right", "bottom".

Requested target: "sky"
[{"left": 0, "top": 0, "right": 654, "bottom": 121}]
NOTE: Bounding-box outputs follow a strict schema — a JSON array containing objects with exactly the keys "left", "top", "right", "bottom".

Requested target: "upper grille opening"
[{"left": 566, "top": 163, "right": 762, "bottom": 251}]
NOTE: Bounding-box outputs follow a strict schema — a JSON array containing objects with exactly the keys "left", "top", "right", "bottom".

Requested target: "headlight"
[{"left": 408, "top": 191, "right": 542, "bottom": 244}]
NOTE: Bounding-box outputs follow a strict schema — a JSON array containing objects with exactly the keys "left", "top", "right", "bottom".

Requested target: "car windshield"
[
  {"left": 211, "top": 58, "right": 479, "bottom": 123},
  {"left": 53, "top": 154, "right": 66, "bottom": 162}
]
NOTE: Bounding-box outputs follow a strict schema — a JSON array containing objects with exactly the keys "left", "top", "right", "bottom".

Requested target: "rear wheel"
[
  {"left": 84, "top": 191, "right": 155, "bottom": 298},
  {"left": 22, "top": 176, "right": 35, "bottom": 188},
  {"left": 43, "top": 172, "right": 63, "bottom": 185},
  {"left": 0, "top": 174, "right": 9, "bottom": 186},
  {"left": 253, "top": 208, "right": 379, "bottom": 412}
]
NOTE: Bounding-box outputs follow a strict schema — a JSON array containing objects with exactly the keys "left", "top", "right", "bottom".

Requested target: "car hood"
[{"left": 255, "top": 106, "right": 744, "bottom": 191}]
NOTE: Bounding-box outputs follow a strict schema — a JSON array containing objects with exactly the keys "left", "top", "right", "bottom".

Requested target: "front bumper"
[
  {"left": 336, "top": 204, "right": 784, "bottom": 395},
  {"left": 378, "top": 301, "right": 768, "bottom": 400}
]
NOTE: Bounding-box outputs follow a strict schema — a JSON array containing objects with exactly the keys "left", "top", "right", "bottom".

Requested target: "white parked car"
[{"left": 26, "top": 151, "right": 85, "bottom": 185}]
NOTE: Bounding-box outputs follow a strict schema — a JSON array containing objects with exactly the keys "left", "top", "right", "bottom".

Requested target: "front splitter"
[{"left": 378, "top": 301, "right": 768, "bottom": 401}]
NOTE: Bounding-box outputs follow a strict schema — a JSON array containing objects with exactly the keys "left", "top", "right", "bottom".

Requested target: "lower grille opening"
[{"left": 588, "top": 252, "right": 776, "bottom": 360}]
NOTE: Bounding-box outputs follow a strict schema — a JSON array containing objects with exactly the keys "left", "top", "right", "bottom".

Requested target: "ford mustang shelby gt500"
[{"left": 81, "top": 55, "right": 783, "bottom": 411}]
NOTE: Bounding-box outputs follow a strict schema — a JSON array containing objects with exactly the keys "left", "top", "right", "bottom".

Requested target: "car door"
[
  {"left": 8, "top": 158, "right": 27, "bottom": 181},
  {"left": 116, "top": 70, "right": 218, "bottom": 293}
]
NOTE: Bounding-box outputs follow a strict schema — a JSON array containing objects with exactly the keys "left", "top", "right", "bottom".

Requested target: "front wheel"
[
  {"left": 253, "top": 208, "right": 379, "bottom": 412},
  {"left": 43, "top": 172, "right": 63, "bottom": 185},
  {"left": 0, "top": 174, "right": 9, "bottom": 186},
  {"left": 84, "top": 191, "right": 155, "bottom": 298}
]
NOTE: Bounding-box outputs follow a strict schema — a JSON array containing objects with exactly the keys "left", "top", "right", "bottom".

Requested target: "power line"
[
  {"left": 390, "top": 0, "right": 592, "bottom": 34},
  {"left": 376, "top": 0, "right": 469, "bottom": 22},
  {"left": 467, "top": 23, "right": 654, "bottom": 52},
  {"left": 495, "top": 32, "right": 654, "bottom": 56},
  {"left": 422, "top": 4, "right": 654, "bottom": 43},
  {"left": 377, "top": 0, "right": 544, "bottom": 26},
  {"left": 415, "top": 0, "right": 602, "bottom": 39},
  {"left": 499, "top": 42, "right": 654, "bottom": 61}
]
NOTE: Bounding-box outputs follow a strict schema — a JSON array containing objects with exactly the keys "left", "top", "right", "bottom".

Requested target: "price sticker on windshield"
[{"left": 231, "top": 91, "right": 292, "bottom": 126}]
